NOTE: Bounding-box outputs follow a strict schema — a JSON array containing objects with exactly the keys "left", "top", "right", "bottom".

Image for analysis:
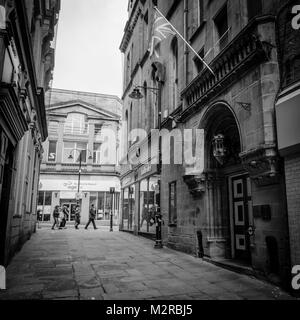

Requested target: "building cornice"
[{"left": 120, "top": 1, "right": 142, "bottom": 53}]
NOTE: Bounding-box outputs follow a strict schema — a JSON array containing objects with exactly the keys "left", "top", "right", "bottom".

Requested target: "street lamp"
[
  {"left": 129, "top": 84, "right": 163, "bottom": 249},
  {"left": 68, "top": 149, "right": 93, "bottom": 204}
]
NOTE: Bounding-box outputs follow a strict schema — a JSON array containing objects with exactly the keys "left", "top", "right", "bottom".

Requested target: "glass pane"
[
  {"left": 129, "top": 185, "right": 135, "bottom": 231},
  {"left": 44, "top": 192, "right": 52, "bottom": 206},
  {"left": 123, "top": 188, "right": 129, "bottom": 229},
  {"left": 105, "top": 193, "right": 112, "bottom": 220},
  {"left": 97, "top": 192, "right": 105, "bottom": 219},
  {"left": 139, "top": 179, "right": 149, "bottom": 232},
  {"left": 38, "top": 192, "right": 44, "bottom": 206}
]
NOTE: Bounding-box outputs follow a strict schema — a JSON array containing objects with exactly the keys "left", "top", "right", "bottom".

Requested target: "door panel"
[{"left": 232, "top": 175, "right": 252, "bottom": 262}]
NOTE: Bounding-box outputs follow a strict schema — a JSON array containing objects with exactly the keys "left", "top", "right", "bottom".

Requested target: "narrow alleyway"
[{"left": 0, "top": 227, "right": 294, "bottom": 300}]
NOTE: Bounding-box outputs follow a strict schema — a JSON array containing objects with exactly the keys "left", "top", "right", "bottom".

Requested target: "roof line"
[{"left": 50, "top": 88, "right": 123, "bottom": 104}]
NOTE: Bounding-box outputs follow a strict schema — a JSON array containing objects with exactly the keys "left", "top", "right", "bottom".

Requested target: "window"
[
  {"left": 63, "top": 142, "right": 87, "bottom": 163},
  {"left": 93, "top": 143, "right": 102, "bottom": 164},
  {"left": 48, "top": 141, "right": 57, "bottom": 162},
  {"left": 194, "top": 48, "right": 205, "bottom": 74},
  {"left": 126, "top": 53, "right": 131, "bottom": 85},
  {"left": 197, "top": 0, "right": 204, "bottom": 26},
  {"left": 94, "top": 123, "right": 102, "bottom": 140},
  {"left": 48, "top": 121, "right": 59, "bottom": 135},
  {"left": 171, "top": 37, "right": 179, "bottom": 110},
  {"left": 214, "top": 5, "right": 229, "bottom": 51},
  {"left": 64, "top": 113, "right": 88, "bottom": 135},
  {"left": 37, "top": 191, "right": 52, "bottom": 222},
  {"left": 169, "top": 181, "right": 177, "bottom": 225},
  {"left": 247, "top": 0, "right": 262, "bottom": 20}
]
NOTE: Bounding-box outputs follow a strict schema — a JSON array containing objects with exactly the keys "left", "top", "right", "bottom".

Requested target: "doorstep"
[{"left": 203, "top": 257, "right": 257, "bottom": 277}]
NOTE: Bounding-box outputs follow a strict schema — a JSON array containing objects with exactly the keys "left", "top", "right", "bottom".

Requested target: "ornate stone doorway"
[{"left": 200, "top": 103, "right": 251, "bottom": 262}]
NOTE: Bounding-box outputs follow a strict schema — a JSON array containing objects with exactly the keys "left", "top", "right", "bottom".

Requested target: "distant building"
[
  {"left": 39, "top": 89, "right": 122, "bottom": 225},
  {"left": 120, "top": 0, "right": 292, "bottom": 288},
  {"left": 0, "top": 0, "right": 60, "bottom": 266}
]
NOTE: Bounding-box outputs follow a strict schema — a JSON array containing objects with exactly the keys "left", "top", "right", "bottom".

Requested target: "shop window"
[
  {"left": 214, "top": 5, "right": 229, "bottom": 52},
  {"left": 123, "top": 188, "right": 129, "bottom": 228},
  {"left": 139, "top": 179, "right": 149, "bottom": 232},
  {"left": 129, "top": 186, "right": 135, "bottom": 231},
  {"left": 169, "top": 181, "right": 177, "bottom": 225},
  {"left": 48, "top": 141, "right": 57, "bottom": 162},
  {"left": 37, "top": 191, "right": 52, "bottom": 222}
]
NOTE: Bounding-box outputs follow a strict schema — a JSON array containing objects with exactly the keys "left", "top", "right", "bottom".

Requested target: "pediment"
[{"left": 47, "top": 100, "right": 120, "bottom": 120}]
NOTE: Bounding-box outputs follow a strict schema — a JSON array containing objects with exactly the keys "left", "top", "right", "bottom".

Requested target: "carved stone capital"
[
  {"left": 241, "top": 145, "right": 281, "bottom": 186},
  {"left": 183, "top": 173, "right": 206, "bottom": 199}
]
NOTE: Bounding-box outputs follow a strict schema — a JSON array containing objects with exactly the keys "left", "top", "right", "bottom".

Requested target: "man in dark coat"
[{"left": 85, "top": 204, "right": 98, "bottom": 230}]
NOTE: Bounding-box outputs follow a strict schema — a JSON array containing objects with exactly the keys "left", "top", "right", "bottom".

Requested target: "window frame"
[{"left": 168, "top": 181, "right": 177, "bottom": 226}]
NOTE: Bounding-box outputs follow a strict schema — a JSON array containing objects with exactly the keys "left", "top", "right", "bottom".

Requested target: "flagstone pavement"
[{"left": 0, "top": 227, "right": 295, "bottom": 300}]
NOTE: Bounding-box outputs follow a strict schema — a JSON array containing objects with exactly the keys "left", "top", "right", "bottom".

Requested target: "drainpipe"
[{"left": 183, "top": 0, "right": 189, "bottom": 87}]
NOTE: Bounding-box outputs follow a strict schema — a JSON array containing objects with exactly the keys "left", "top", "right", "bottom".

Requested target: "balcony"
[{"left": 180, "top": 16, "right": 274, "bottom": 122}]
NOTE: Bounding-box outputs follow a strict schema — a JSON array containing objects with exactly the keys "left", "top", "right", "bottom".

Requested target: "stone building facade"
[
  {"left": 39, "top": 89, "right": 122, "bottom": 226},
  {"left": 275, "top": 0, "right": 300, "bottom": 275},
  {"left": 120, "top": 0, "right": 292, "bottom": 287},
  {"left": 0, "top": 0, "right": 60, "bottom": 266}
]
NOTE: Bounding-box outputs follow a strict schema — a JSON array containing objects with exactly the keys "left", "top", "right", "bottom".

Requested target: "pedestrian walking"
[
  {"left": 51, "top": 205, "right": 60, "bottom": 230},
  {"left": 60, "top": 205, "right": 69, "bottom": 229},
  {"left": 85, "top": 204, "right": 98, "bottom": 230},
  {"left": 74, "top": 205, "right": 81, "bottom": 229}
]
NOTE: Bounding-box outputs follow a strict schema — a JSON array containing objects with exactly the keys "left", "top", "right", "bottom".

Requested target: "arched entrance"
[{"left": 201, "top": 102, "right": 253, "bottom": 264}]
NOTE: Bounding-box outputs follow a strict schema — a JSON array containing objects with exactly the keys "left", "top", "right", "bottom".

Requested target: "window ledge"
[{"left": 189, "top": 20, "right": 207, "bottom": 43}]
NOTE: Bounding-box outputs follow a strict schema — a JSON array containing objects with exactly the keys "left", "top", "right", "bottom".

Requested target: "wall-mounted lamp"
[
  {"left": 129, "top": 86, "right": 159, "bottom": 100},
  {"left": 212, "top": 134, "right": 227, "bottom": 165}
]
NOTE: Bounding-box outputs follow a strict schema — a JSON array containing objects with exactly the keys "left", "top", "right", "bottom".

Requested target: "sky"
[{"left": 52, "top": 0, "right": 128, "bottom": 98}]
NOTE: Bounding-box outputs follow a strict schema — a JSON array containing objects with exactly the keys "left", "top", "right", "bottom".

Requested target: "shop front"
[
  {"left": 121, "top": 164, "right": 160, "bottom": 238},
  {"left": 38, "top": 175, "right": 121, "bottom": 224}
]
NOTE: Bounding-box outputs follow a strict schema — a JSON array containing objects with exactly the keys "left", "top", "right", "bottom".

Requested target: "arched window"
[
  {"left": 171, "top": 37, "right": 179, "bottom": 110},
  {"left": 64, "top": 113, "right": 88, "bottom": 135}
]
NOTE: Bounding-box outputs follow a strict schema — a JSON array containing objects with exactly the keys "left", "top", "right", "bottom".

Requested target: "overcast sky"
[{"left": 52, "top": 0, "right": 128, "bottom": 98}]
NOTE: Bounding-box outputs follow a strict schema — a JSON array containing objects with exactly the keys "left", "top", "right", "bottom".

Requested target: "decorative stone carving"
[
  {"left": 241, "top": 146, "right": 281, "bottom": 186},
  {"left": 183, "top": 174, "right": 206, "bottom": 198}
]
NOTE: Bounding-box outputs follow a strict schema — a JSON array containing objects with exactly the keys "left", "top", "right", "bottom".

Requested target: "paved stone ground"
[{"left": 0, "top": 227, "right": 294, "bottom": 300}]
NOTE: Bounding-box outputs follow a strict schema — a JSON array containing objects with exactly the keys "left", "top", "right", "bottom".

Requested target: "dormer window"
[{"left": 64, "top": 113, "right": 88, "bottom": 135}]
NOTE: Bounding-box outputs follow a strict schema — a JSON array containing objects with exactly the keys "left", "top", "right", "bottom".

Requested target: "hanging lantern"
[{"left": 212, "top": 134, "right": 227, "bottom": 165}]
